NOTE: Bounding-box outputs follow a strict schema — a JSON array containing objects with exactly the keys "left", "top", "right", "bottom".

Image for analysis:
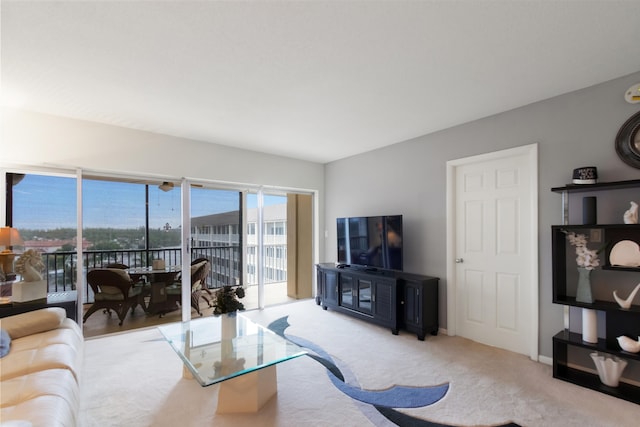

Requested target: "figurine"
[
  {"left": 617, "top": 336, "right": 640, "bottom": 353},
  {"left": 613, "top": 283, "right": 640, "bottom": 309},
  {"left": 623, "top": 201, "right": 638, "bottom": 224},
  {"left": 15, "top": 249, "right": 45, "bottom": 282}
]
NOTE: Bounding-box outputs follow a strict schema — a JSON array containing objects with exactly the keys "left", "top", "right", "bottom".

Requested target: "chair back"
[
  {"left": 105, "top": 263, "right": 129, "bottom": 269},
  {"left": 190, "top": 260, "right": 210, "bottom": 290}
]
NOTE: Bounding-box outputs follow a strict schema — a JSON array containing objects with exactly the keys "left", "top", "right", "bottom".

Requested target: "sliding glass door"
[
  {"left": 245, "top": 190, "right": 290, "bottom": 309},
  {"left": 3, "top": 168, "right": 315, "bottom": 335},
  {"left": 189, "top": 185, "right": 242, "bottom": 291}
]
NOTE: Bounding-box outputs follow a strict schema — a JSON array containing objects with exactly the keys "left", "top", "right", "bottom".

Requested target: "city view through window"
[{"left": 7, "top": 174, "right": 287, "bottom": 301}]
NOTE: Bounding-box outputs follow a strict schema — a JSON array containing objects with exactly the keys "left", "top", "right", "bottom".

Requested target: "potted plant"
[
  {"left": 213, "top": 286, "right": 246, "bottom": 362},
  {"left": 212, "top": 285, "right": 245, "bottom": 315}
]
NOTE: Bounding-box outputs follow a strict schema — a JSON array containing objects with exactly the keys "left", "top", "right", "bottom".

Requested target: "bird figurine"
[
  {"left": 617, "top": 336, "right": 640, "bottom": 353},
  {"left": 623, "top": 201, "right": 638, "bottom": 224}
]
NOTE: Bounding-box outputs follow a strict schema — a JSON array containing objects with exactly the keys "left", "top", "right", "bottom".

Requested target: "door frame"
[{"left": 445, "top": 143, "right": 539, "bottom": 361}]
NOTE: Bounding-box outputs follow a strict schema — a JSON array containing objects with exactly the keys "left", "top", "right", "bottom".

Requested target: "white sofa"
[{"left": 0, "top": 307, "right": 83, "bottom": 427}]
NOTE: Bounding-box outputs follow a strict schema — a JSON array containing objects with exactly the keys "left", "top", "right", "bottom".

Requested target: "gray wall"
[{"left": 324, "top": 71, "right": 640, "bottom": 358}]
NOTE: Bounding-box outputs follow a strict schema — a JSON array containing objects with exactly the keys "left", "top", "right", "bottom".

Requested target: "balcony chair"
[
  {"left": 83, "top": 268, "right": 145, "bottom": 326},
  {"left": 188, "top": 257, "right": 215, "bottom": 305},
  {"left": 104, "top": 262, "right": 149, "bottom": 306},
  {"left": 166, "top": 259, "right": 211, "bottom": 316}
]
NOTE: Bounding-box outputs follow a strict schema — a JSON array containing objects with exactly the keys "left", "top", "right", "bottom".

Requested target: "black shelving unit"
[{"left": 551, "top": 180, "right": 640, "bottom": 404}]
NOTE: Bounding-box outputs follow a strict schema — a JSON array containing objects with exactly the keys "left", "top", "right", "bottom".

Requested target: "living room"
[{"left": 2, "top": 1, "right": 640, "bottom": 426}]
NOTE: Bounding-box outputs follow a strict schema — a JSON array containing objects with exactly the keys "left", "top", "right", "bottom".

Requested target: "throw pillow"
[
  {"left": 0, "top": 328, "right": 11, "bottom": 357},
  {"left": 1, "top": 307, "right": 65, "bottom": 339}
]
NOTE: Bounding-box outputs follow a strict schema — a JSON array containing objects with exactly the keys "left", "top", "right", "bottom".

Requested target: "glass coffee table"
[{"left": 158, "top": 313, "right": 306, "bottom": 413}]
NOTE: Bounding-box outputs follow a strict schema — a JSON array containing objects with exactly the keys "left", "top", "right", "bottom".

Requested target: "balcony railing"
[{"left": 39, "top": 245, "right": 287, "bottom": 303}]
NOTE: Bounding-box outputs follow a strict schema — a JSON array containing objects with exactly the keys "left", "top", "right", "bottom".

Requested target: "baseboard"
[{"left": 538, "top": 355, "right": 552, "bottom": 365}]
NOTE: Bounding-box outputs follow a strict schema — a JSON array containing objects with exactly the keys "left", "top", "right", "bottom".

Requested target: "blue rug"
[{"left": 268, "top": 316, "right": 521, "bottom": 427}]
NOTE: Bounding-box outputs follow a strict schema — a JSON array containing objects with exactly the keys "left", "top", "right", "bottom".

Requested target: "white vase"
[
  {"left": 582, "top": 308, "right": 598, "bottom": 344},
  {"left": 220, "top": 313, "right": 237, "bottom": 359},
  {"left": 590, "top": 352, "right": 628, "bottom": 387}
]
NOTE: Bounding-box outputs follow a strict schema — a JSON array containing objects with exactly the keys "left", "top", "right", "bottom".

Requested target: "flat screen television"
[{"left": 336, "top": 215, "right": 403, "bottom": 271}]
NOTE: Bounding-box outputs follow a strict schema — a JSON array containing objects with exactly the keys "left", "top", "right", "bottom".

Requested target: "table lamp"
[{"left": 0, "top": 227, "right": 24, "bottom": 280}]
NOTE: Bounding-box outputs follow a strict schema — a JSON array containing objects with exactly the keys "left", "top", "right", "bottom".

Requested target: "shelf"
[
  {"left": 551, "top": 179, "right": 640, "bottom": 193},
  {"left": 553, "top": 360, "right": 640, "bottom": 405},
  {"left": 551, "top": 178, "right": 640, "bottom": 404},
  {"left": 552, "top": 296, "right": 640, "bottom": 313},
  {"left": 602, "top": 265, "right": 640, "bottom": 272},
  {"left": 554, "top": 331, "right": 640, "bottom": 361},
  {"left": 552, "top": 224, "right": 640, "bottom": 230}
]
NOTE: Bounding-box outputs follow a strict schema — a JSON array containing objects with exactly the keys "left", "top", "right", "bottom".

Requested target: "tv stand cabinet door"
[
  {"left": 402, "top": 277, "right": 439, "bottom": 340},
  {"left": 372, "top": 277, "right": 397, "bottom": 334},
  {"left": 318, "top": 268, "right": 338, "bottom": 309}
]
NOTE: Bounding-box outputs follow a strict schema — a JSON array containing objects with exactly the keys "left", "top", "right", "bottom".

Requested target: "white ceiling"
[{"left": 2, "top": 1, "right": 640, "bottom": 164}]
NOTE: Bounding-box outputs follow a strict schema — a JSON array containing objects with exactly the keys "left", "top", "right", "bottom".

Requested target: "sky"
[{"left": 12, "top": 174, "right": 285, "bottom": 230}]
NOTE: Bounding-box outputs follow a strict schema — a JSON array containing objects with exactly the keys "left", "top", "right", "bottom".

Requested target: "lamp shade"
[{"left": 0, "top": 227, "right": 24, "bottom": 248}]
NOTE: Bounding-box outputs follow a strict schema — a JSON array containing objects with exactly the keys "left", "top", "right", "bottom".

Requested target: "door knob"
[{"left": 455, "top": 258, "right": 464, "bottom": 263}]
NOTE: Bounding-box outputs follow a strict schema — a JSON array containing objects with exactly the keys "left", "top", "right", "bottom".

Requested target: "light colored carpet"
[{"left": 80, "top": 299, "right": 639, "bottom": 426}]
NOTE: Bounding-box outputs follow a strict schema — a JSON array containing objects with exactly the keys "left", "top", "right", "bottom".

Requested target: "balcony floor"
[{"left": 82, "top": 281, "right": 301, "bottom": 338}]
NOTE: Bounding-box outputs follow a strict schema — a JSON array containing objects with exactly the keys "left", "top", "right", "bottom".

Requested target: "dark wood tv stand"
[{"left": 315, "top": 263, "right": 439, "bottom": 340}]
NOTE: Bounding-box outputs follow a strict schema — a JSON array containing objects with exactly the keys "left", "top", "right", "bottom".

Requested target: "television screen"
[{"left": 337, "top": 215, "right": 403, "bottom": 270}]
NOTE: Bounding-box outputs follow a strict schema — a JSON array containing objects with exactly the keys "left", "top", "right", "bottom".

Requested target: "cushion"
[
  {"left": 0, "top": 328, "right": 11, "bottom": 357},
  {"left": 1, "top": 308, "right": 65, "bottom": 340},
  {"left": 0, "top": 369, "right": 79, "bottom": 426},
  {"left": 95, "top": 285, "right": 142, "bottom": 301},
  {"left": 1, "top": 330, "right": 83, "bottom": 382}
]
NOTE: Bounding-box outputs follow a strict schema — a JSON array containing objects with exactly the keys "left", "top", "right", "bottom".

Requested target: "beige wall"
[
  {"left": 2, "top": 108, "right": 324, "bottom": 192},
  {"left": 1, "top": 107, "right": 326, "bottom": 279}
]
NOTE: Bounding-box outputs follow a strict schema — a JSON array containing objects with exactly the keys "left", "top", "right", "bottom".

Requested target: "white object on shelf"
[
  {"left": 613, "top": 283, "right": 640, "bottom": 309},
  {"left": 624, "top": 201, "right": 638, "bottom": 224},
  {"left": 617, "top": 336, "right": 640, "bottom": 353},
  {"left": 590, "top": 352, "right": 628, "bottom": 387},
  {"left": 582, "top": 308, "right": 598, "bottom": 344},
  {"left": 625, "top": 83, "right": 640, "bottom": 104},
  {"left": 11, "top": 280, "right": 47, "bottom": 302},
  {"left": 609, "top": 240, "right": 640, "bottom": 267}
]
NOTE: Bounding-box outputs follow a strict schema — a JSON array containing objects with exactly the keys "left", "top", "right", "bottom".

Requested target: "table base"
[{"left": 216, "top": 366, "right": 277, "bottom": 413}]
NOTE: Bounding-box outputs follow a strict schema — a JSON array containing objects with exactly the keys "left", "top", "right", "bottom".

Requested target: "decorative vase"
[
  {"left": 221, "top": 313, "right": 238, "bottom": 341},
  {"left": 582, "top": 308, "right": 598, "bottom": 343},
  {"left": 576, "top": 267, "right": 593, "bottom": 303},
  {"left": 590, "top": 352, "right": 628, "bottom": 387},
  {"left": 220, "top": 312, "right": 237, "bottom": 359}
]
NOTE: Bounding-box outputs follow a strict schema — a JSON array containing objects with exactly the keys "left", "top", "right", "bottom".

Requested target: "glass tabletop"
[{"left": 158, "top": 313, "right": 306, "bottom": 387}]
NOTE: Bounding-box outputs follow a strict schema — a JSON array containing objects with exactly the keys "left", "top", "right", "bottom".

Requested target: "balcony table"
[{"left": 126, "top": 266, "right": 181, "bottom": 316}]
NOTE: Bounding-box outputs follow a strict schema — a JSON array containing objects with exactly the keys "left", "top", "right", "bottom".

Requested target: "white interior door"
[{"left": 447, "top": 144, "right": 538, "bottom": 359}]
